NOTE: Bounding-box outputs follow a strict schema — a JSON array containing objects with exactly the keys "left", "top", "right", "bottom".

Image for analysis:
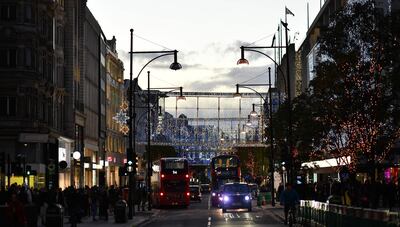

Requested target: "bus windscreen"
[{"left": 213, "top": 156, "right": 239, "bottom": 168}]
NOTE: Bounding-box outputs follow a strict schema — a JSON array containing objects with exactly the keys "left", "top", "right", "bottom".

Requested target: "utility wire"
[
  {"left": 151, "top": 74, "right": 180, "bottom": 88},
  {"left": 133, "top": 33, "right": 173, "bottom": 51},
  {"left": 239, "top": 70, "right": 268, "bottom": 84},
  {"left": 247, "top": 32, "right": 276, "bottom": 46}
]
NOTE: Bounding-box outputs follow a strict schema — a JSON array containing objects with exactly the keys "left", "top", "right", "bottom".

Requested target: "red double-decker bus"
[
  {"left": 151, "top": 157, "right": 190, "bottom": 207},
  {"left": 210, "top": 154, "right": 241, "bottom": 207}
]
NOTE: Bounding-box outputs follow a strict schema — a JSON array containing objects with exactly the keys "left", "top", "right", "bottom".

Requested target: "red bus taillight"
[
  {"left": 186, "top": 192, "right": 190, "bottom": 196},
  {"left": 161, "top": 174, "right": 165, "bottom": 178},
  {"left": 160, "top": 192, "right": 164, "bottom": 196},
  {"left": 185, "top": 174, "right": 189, "bottom": 178}
]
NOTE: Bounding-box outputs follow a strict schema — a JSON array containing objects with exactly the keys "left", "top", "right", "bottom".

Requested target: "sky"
[
  {"left": 87, "top": 0, "right": 324, "bottom": 93},
  {"left": 87, "top": 0, "right": 325, "bottom": 121}
]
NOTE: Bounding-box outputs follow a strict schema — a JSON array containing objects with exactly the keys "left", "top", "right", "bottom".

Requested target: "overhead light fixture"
[
  {"left": 237, "top": 46, "right": 249, "bottom": 65},
  {"left": 170, "top": 50, "right": 182, "bottom": 70},
  {"left": 250, "top": 104, "right": 258, "bottom": 117},
  {"left": 176, "top": 86, "right": 186, "bottom": 100},
  {"left": 246, "top": 115, "right": 252, "bottom": 126},
  {"left": 233, "top": 84, "right": 242, "bottom": 99}
]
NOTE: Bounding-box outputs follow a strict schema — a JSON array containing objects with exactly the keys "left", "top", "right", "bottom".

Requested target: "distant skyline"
[{"left": 87, "top": 0, "right": 324, "bottom": 93}]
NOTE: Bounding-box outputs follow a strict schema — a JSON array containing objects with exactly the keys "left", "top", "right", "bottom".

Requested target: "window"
[
  {"left": 0, "top": 96, "right": 16, "bottom": 117},
  {"left": 1, "top": 4, "right": 17, "bottom": 21},
  {"left": 0, "top": 49, "right": 17, "bottom": 67},
  {"left": 24, "top": 4, "right": 32, "bottom": 23},
  {"left": 25, "top": 48, "right": 32, "bottom": 67}
]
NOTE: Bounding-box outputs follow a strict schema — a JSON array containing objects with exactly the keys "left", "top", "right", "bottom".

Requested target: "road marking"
[
  {"left": 208, "top": 196, "right": 211, "bottom": 210},
  {"left": 207, "top": 216, "right": 211, "bottom": 227}
]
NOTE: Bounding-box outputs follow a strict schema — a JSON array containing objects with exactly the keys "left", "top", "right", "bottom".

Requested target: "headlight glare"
[
  {"left": 245, "top": 195, "right": 250, "bottom": 201},
  {"left": 223, "top": 195, "right": 229, "bottom": 202},
  {"left": 212, "top": 192, "right": 216, "bottom": 197}
]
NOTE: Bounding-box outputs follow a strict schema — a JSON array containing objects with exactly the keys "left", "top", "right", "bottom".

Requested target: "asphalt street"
[{"left": 141, "top": 194, "right": 285, "bottom": 227}]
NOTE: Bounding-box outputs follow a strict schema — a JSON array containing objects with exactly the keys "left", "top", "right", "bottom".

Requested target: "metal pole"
[
  {"left": 268, "top": 67, "right": 275, "bottom": 206},
  {"left": 283, "top": 22, "right": 293, "bottom": 185},
  {"left": 128, "top": 28, "right": 135, "bottom": 218},
  {"left": 147, "top": 71, "right": 152, "bottom": 211}
]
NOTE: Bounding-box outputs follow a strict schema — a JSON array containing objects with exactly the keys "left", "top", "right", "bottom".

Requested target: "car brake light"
[
  {"left": 186, "top": 192, "right": 190, "bottom": 196},
  {"left": 161, "top": 174, "right": 165, "bottom": 178},
  {"left": 185, "top": 174, "right": 189, "bottom": 178},
  {"left": 160, "top": 192, "right": 164, "bottom": 196}
]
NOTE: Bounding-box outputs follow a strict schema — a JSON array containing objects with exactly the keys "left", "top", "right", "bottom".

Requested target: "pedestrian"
[
  {"left": 99, "top": 187, "right": 109, "bottom": 220},
  {"left": 277, "top": 183, "right": 284, "bottom": 202},
  {"left": 90, "top": 186, "right": 98, "bottom": 221},
  {"left": 280, "top": 183, "right": 299, "bottom": 225},
  {"left": 6, "top": 192, "right": 27, "bottom": 227}
]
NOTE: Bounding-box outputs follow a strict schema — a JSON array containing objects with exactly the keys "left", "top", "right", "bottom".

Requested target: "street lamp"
[
  {"left": 234, "top": 68, "right": 276, "bottom": 206},
  {"left": 128, "top": 29, "right": 182, "bottom": 217},
  {"left": 237, "top": 22, "right": 293, "bottom": 188},
  {"left": 145, "top": 73, "right": 185, "bottom": 211}
]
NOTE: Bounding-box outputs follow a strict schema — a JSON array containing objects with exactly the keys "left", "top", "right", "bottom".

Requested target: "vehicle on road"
[
  {"left": 210, "top": 155, "right": 241, "bottom": 207},
  {"left": 200, "top": 184, "right": 210, "bottom": 194},
  {"left": 189, "top": 185, "right": 202, "bottom": 202},
  {"left": 151, "top": 157, "right": 190, "bottom": 208},
  {"left": 219, "top": 182, "right": 252, "bottom": 213}
]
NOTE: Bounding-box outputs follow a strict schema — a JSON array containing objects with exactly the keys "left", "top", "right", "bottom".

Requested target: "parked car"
[
  {"left": 220, "top": 182, "right": 252, "bottom": 213},
  {"left": 189, "top": 185, "right": 202, "bottom": 202}
]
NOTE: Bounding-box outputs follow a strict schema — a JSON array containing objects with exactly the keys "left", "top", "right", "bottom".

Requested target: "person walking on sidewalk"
[{"left": 280, "top": 183, "right": 299, "bottom": 225}]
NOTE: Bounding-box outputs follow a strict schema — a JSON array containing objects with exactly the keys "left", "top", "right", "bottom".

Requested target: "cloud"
[{"left": 186, "top": 65, "right": 275, "bottom": 91}]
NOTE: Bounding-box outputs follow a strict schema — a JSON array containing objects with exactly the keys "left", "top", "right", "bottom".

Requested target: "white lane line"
[
  {"left": 207, "top": 216, "right": 212, "bottom": 226},
  {"left": 208, "top": 195, "right": 211, "bottom": 210}
]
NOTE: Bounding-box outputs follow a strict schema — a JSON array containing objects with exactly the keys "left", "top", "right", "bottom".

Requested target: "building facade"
[
  {"left": 0, "top": 0, "right": 68, "bottom": 189},
  {"left": 105, "top": 36, "right": 125, "bottom": 187}
]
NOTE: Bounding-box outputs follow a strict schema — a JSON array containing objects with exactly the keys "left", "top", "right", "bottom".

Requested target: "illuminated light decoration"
[
  {"left": 113, "top": 110, "right": 130, "bottom": 125},
  {"left": 120, "top": 124, "right": 129, "bottom": 135},
  {"left": 120, "top": 100, "right": 129, "bottom": 111}
]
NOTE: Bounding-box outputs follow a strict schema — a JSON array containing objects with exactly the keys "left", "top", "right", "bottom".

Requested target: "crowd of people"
[
  {"left": 0, "top": 183, "right": 149, "bottom": 227},
  {"left": 275, "top": 178, "right": 399, "bottom": 210}
]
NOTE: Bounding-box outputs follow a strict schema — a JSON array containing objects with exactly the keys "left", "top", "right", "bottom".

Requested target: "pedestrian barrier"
[{"left": 298, "top": 200, "right": 400, "bottom": 227}]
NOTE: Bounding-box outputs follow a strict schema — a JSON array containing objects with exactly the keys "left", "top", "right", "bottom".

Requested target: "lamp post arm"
[
  {"left": 242, "top": 48, "right": 287, "bottom": 93},
  {"left": 135, "top": 53, "right": 174, "bottom": 80},
  {"left": 239, "top": 85, "right": 268, "bottom": 103}
]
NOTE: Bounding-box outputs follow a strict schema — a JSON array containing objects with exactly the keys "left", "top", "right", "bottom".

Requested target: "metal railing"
[{"left": 298, "top": 200, "right": 400, "bottom": 227}]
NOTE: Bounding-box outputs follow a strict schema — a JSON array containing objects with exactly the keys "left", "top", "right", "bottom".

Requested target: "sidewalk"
[{"left": 38, "top": 209, "right": 160, "bottom": 227}]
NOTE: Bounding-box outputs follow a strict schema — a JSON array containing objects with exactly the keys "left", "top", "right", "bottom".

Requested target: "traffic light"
[{"left": 26, "top": 165, "right": 31, "bottom": 175}]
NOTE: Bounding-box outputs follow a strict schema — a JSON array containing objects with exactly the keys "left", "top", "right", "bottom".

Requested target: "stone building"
[{"left": 0, "top": 0, "right": 68, "bottom": 189}]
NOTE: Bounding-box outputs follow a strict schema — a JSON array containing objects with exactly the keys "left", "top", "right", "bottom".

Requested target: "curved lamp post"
[
  {"left": 234, "top": 68, "right": 276, "bottom": 206},
  {"left": 128, "top": 29, "right": 182, "bottom": 218},
  {"left": 237, "top": 21, "right": 293, "bottom": 186}
]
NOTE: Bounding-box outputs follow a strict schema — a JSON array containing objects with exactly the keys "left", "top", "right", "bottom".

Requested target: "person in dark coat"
[{"left": 6, "top": 192, "right": 27, "bottom": 227}]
